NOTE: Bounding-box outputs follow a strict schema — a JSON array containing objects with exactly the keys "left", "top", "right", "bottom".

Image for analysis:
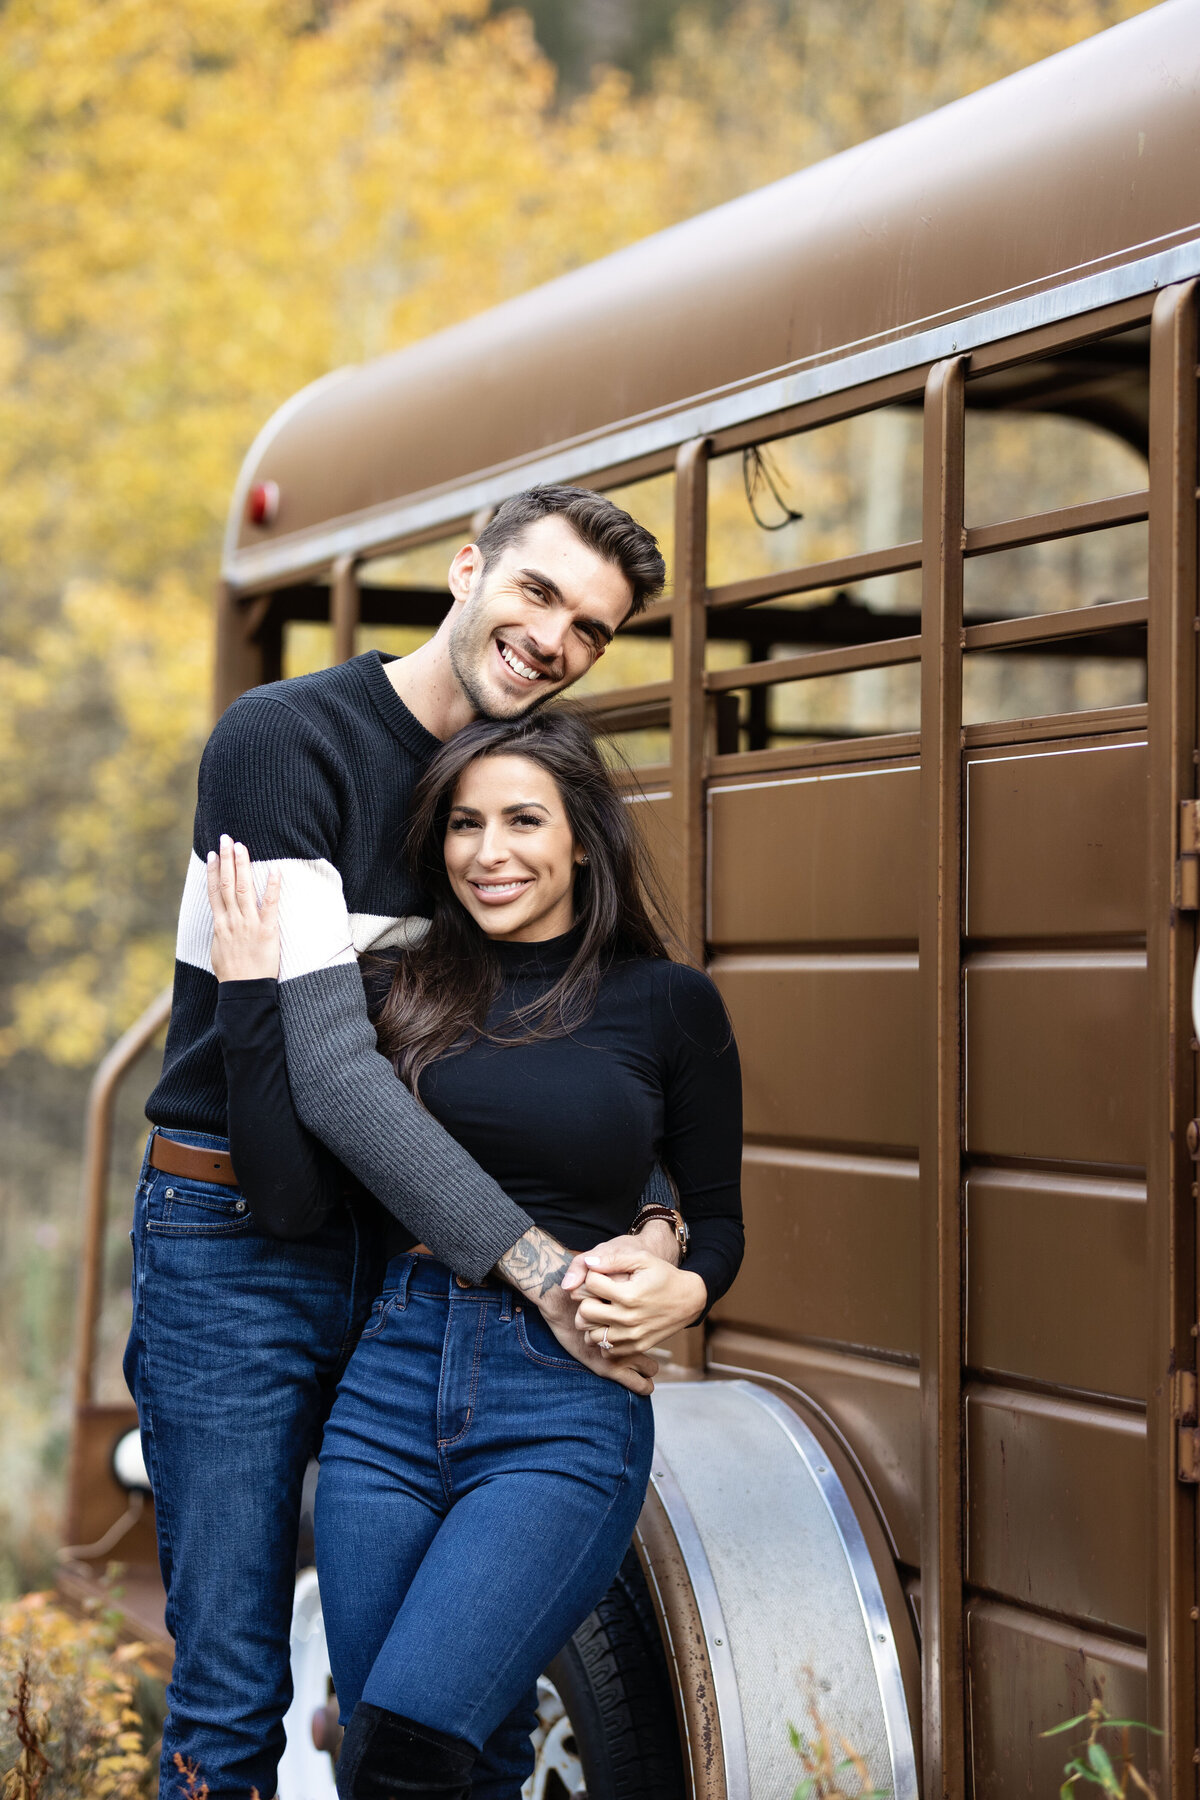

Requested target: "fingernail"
[
  {"left": 207, "top": 851, "right": 216, "bottom": 864},
  {"left": 221, "top": 834, "right": 231, "bottom": 846}
]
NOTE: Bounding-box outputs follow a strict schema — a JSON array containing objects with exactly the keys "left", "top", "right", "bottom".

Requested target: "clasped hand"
[{"left": 562, "top": 1238, "right": 708, "bottom": 1358}]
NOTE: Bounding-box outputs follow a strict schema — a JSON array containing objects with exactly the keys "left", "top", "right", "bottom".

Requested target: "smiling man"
[{"left": 128, "top": 487, "right": 678, "bottom": 1800}]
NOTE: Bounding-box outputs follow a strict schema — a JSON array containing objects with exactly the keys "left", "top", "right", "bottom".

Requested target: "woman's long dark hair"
[{"left": 367, "top": 708, "right": 674, "bottom": 1096}]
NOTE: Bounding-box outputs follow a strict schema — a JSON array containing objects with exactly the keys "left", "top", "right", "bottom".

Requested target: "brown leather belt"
[{"left": 150, "top": 1134, "right": 239, "bottom": 1188}]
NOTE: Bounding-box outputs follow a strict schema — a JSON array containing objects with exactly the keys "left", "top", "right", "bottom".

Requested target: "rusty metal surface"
[
  {"left": 708, "top": 765, "right": 920, "bottom": 947},
  {"left": 62, "top": 1404, "right": 159, "bottom": 1571},
  {"left": 712, "top": 1148, "right": 920, "bottom": 1359},
  {"left": 226, "top": 5, "right": 1200, "bottom": 571},
  {"left": 965, "top": 952, "right": 1147, "bottom": 1166},
  {"left": 966, "top": 1170, "right": 1147, "bottom": 1401},
  {"left": 967, "top": 1601, "right": 1148, "bottom": 1800},
  {"left": 965, "top": 740, "right": 1147, "bottom": 940},
  {"left": 712, "top": 955, "right": 919, "bottom": 1151},
  {"left": 634, "top": 1480, "right": 728, "bottom": 1800},
  {"left": 966, "top": 1385, "right": 1147, "bottom": 1635},
  {"left": 707, "top": 1328, "right": 922, "bottom": 1571}
]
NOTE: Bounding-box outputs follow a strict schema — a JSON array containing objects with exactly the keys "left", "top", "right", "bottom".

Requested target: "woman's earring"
[{"left": 579, "top": 853, "right": 589, "bottom": 865}]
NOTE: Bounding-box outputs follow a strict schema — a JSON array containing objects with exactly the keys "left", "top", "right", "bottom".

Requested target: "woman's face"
[{"left": 444, "top": 753, "right": 585, "bottom": 943}]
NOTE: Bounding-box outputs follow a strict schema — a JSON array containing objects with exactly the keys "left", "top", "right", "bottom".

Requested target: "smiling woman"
[
  {"left": 444, "top": 755, "right": 586, "bottom": 944},
  {"left": 204, "top": 704, "right": 742, "bottom": 1798}
]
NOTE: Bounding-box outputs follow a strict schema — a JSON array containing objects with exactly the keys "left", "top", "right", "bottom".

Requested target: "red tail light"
[{"left": 247, "top": 480, "right": 280, "bottom": 526}]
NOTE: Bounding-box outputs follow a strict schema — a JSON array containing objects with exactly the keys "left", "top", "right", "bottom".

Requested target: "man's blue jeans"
[
  {"left": 124, "top": 1132, "right": 546, "bottom": 1800},
  {"left": 314, "top": 1251, "right": 656, "bottom": 1780}
]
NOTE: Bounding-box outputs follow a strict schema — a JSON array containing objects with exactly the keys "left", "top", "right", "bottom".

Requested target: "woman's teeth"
[
  {"left": 472, "top": 880, "right": 531, "bottom": 897},
  {"left": 500, "top": 643, "right": 541, "bottom": 681}
]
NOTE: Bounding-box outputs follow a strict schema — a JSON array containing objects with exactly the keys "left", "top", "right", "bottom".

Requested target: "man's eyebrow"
[
  {"left": 517, "top": 566, "right": 564, "bottom": 601},
  {"left": 517, "top": 566, "right": 615, "bottom": 645}
]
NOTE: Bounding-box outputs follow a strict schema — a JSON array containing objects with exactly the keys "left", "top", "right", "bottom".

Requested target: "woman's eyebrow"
[{"left": 502, "top": 801, "right": 550, "bottom": 815}]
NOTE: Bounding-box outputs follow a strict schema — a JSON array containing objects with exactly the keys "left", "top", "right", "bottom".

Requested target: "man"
[{"left": 126, "top": 486, "right": 693, "bottom": 1800}]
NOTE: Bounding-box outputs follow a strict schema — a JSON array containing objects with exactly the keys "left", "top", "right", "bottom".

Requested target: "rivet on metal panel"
[{"left": 1187, "top": 1120, "right": 1200, "bottom": 1160}]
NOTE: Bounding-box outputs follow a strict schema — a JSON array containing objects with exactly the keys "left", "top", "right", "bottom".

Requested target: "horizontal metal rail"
[
  {"left": 963, "top": 594, "right": 1147, "bottom": 653},
  {"left": 581, "top": 601, "right": 1146, "bottom": 726},
  {"left": 707, "top": 542, "right": 923, "bottom": 612},
  {"left": 963, "top": 488, "right": 1149, "bottom": 557},
  {"left": 706, "top": 635, "right": 922, "bottom": 692},
  {"left": 573, "top": 680, "right": 672, "bottom": 718},
  {"left": 702, "top": 490, "right": 1149, "bottom": 618}
]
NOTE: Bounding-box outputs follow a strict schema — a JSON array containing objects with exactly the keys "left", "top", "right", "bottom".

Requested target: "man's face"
[{"left": 446, "top": 514, "right": 633, "bottom": 721}]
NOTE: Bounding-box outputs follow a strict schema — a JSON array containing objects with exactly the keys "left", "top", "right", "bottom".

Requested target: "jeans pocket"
[
  {"left": 514, "top": 1307, "right": 591, "bottom": 1373},
  {"left": 358, "top": 1293, "right": 398, "bottom": 1340},
  {"left": 145, "top": 1177, "right": 251, "bottom": 1236}
]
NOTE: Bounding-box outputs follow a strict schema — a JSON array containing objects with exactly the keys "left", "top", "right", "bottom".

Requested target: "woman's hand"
[
  {"left": 568, "top": 1243, "right": 708, "bottom": 1356},
  {"left": 206, "top": 835, "right": 282, "bottom": 982}
]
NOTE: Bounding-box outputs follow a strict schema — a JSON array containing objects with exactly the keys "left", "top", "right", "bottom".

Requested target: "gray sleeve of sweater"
[{"left": 279, "top": 965, "right": 531, "bottom": 1282}]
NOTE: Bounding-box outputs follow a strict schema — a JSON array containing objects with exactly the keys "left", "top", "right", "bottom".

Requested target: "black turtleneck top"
[{"left": 215, "top": 928, "right": 743, "bottom": 1307}]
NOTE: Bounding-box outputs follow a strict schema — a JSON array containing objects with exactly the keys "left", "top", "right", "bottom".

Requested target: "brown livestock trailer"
[{"left": 64, "top": 4, "right": 1200, "bottom": 1795}]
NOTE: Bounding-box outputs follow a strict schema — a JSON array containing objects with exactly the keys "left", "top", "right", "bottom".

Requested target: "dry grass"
[{"left": 0, "top": 1588, "right": 156, "bottom": 1798}]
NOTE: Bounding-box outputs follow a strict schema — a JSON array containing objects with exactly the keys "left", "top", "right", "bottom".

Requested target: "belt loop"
[
  {"left": 499, "top": 1286, "right": 512, "bottom": 1323},
  {"left": 394, "top": 1255, "right": 417, "bottom": 1311}
]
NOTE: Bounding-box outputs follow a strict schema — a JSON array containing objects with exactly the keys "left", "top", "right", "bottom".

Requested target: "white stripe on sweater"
[{"left": 174, "top": 851, "right": 427, "bottom": 982}]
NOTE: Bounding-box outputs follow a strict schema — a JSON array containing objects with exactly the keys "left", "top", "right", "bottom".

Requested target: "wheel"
[
  {"left": 278, "top": 1567, "right": 338, "bottom": 1800},
  {"left": 534, "top": 1550, "right": 686, "bottom": 1800},
  {"left": 279, "top": 1552, "right": 685, "bottom": 1800}
]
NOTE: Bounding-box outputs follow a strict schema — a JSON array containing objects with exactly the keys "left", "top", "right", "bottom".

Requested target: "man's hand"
[
  {"left": 569, "top": 1241, "right": 708, "bottom": 1356},
  {"left": 206, "top": 837, "right": 281, "bottom": 982},
  {"left": 496, "top": 1225, "right": 658, "bottom": 1394},
  {"left": 561, "top": 1216, "right": 679, "bottom": 1300},
  {"left": 538, "top": 1285, "right": 658, "bottom": 1394}
]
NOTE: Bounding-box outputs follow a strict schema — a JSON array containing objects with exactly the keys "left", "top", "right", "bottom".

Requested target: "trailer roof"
[{"left": 225, "top": 0, "right": 1200, "bottom": 584}]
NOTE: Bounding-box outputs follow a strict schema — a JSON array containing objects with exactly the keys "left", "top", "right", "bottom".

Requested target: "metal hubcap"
[{"left": 523, "top": 1676, "right": 585, "bottom": 1800}]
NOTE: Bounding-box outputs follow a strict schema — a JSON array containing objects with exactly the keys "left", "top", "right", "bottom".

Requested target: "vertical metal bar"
[
  {"left": 1146, "top": 277, "right": 1199, "bottom": 1800},
  {"left": 331, "top": 554, "right": 360, "bottom": 665},
  {"left": 213, "top": 580, "right": 268, "bottom": 717},
  {"left": 918, "top": 354, "right": 968, "bottom": 1800},
  {"left": 672, "top": 438, "right": 711, "bottom": 971},
  {"left": 668, "top": 437, "right": 711, "bottom": 1378},
  {"left": 71, "top": 991, "right": 173, "bottom": 1412}
]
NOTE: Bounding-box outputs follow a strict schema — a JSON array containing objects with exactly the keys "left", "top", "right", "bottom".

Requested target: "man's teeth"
[{"left": 500, "top": 643, "right": 541, "bottom": 681}]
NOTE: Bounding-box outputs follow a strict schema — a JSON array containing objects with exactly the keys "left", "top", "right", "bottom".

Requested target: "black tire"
[{"left": 544, "top": 1549, "right": 686, "bottom": 1800}]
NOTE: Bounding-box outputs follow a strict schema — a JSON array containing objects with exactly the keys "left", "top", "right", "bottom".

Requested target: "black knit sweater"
[{"left": 148, "top": 651, "right": 675, "bottom": 1282}]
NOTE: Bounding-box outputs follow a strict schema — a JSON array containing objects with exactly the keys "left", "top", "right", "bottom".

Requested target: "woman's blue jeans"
[
  {"left": 314, "top": 1251, "right": 656, "bottom": 1780},
  {"left": 124, "top": 1133, "right": 558, "bottom": 1800}
]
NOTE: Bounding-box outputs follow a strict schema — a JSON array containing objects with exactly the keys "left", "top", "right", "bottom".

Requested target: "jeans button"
[
  {"left": 455, "top": 1274, "right": 471, "bottom": 1289},
  {"left": 164, "top": 1189, "right": 174, "bottom": 1200},
  {"left": 234, "top": 1199, "right": 247, "bottom": 1214}
]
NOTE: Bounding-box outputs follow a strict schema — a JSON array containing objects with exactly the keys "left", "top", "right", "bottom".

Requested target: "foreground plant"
[
  {"left": 0, "top": 1590, "right": 152, "bottom": 1798},
  {"left": 1042, "top": 1696, "right": 1160, "bottom": 1798},
  {"left": 788, "top": 1685, "right": 888, "bottom": 1800}
]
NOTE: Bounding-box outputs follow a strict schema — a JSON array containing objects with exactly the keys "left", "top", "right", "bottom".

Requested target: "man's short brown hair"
[{"left": 475, "top": 485, "right": 666, "bottom": 617}]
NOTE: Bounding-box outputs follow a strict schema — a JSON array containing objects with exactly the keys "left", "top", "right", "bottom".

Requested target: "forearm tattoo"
[{"left": 498, "top": 1226, "right": 573, "bottom": 1300}]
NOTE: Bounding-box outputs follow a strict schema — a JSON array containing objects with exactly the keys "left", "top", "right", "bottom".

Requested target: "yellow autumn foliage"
[
  {"left": 0, "top": 1590, "right": 154, "bottom": 1798},
  {"left": 0, "top": 0, "right": 1158, "bottom": 1066}
]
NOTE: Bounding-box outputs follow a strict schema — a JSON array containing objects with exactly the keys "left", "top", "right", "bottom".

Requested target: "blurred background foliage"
[{"left": 0, "top": 0, "right": 1157, "bottom": 1591}]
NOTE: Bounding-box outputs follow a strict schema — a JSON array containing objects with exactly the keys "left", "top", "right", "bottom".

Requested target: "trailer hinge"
[
  {"left": 1177, "top": 1370, "right": 1200, "bottom": 1483},
  {"left": 1178, "top": 801, "right": 1200, "bottom": 908}
]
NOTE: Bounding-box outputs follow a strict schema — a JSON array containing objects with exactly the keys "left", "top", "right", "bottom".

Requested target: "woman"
[{"left": 207, "top": 708, "right": 743, "bottom": 1800}]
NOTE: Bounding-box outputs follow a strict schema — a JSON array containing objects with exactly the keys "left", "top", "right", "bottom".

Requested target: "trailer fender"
[{"left": 637, "top": 1379, "right": 921, "bottom": 1800}]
